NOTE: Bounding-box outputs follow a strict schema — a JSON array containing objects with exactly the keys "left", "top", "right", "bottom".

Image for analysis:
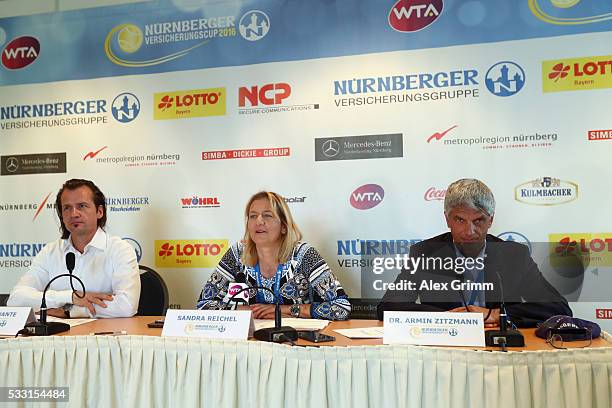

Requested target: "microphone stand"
[
  {"left": 225, "top": 285, "right": 298, "bottom": 343},
  {"left": 484, "top": 269, "right": 525, "bottom": 348},
  {"left": 24, "top": 273, "right": 86, "bottom": 336}
]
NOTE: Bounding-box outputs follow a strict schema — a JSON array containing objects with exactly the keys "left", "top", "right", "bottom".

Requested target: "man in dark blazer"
[{"left": 377, "top": 179, "right": 571, "bottom": 327}]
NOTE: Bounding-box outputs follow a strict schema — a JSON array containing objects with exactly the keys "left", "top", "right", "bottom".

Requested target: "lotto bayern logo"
[
  {"left": 485, "top": 61, "right": 526, "bottom": 97},
  {"left": 111, "top": 93, "right": 140, "bottom": 123}
]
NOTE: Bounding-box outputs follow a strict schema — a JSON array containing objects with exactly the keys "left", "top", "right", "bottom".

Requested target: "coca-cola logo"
[
  {"left": 388, "top": 0, "right": 443, "bottom": 33},
  {"left": 424, "top": 187, "right": 446, "bottom": 201},
  {"left": 350, "top": 184, "right": 384, "bottom": 210},
  {"left": 2, "top": 36, "right": 40, "bottom": 69}
]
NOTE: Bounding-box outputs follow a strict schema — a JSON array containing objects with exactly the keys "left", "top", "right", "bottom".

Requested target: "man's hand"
[
  {"left": 448, "top": 306, "right": 500, "bottom": 328},
  {"left": 72, "top": 291, "right": 113, "bottom": 316},
  {"left": 249, "top": 304, "right": 291, "bottom": 319}
]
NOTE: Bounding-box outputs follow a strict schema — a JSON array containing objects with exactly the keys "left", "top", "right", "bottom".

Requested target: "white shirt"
[{"left": 7, "top": 228, "right": 140, "bottom": 318}]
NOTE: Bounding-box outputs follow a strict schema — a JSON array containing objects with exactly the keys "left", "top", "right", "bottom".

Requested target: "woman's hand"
[{"left": 248, "top": 304, "right": 292, "bottom": 319}]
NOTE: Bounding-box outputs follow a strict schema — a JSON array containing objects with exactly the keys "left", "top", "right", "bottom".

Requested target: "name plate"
[
  {"left": 0, "top": 307, "right": 36, "bottom": 336},
  {"left": 162, "top": 309, "right": 254, "bottom": 339},
  {"left": 383, "top": 311, "right": 485, "bottom": 346}
]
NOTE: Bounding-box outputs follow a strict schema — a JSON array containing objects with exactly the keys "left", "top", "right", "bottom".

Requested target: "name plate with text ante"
[
  {"left": 0, "top": 307, "right": 36, "bottom": 336},
  {"left": 383, "top": 311, "right": 485, "bottom": 346},
  {"left": 162, "top": 310, "right": 254, "bottom": 340}
]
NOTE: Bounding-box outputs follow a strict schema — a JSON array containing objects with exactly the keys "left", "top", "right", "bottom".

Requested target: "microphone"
[
  {"left": 23, "top": 253, "right": 86, "bottom": 336},
  {"left": 484, "top": 269, "right": 525, "bottom": 348},
  {"left": 225, "top": 285, "right": 298, "bottom": 343},
  {"left": 226, "top": 272, "right": 249, "bottom": 310},
  {"left": 453, "top": 266, "right": 471, "bottom": 312},
  {"left": 66, "top": 252, "right": 75, "bottom": 272}
]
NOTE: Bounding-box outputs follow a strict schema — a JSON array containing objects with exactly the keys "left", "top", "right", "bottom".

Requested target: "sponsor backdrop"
[{"left": 1, "top": 0, "right": 611, "bottom": 328}]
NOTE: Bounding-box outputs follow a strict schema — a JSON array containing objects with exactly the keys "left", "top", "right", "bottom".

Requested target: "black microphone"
[
  {"left": 225, "top": 285, "right": 298, "bottom": 343},
  {"left": 66, "top": 252, "right": 75, "bottom": 272},
  {"left": 65, "top": 252, "right": 84, "bottom": 299},
  {"left": 226, "top": 272, "right": 249, "bottom": 310},
  {"left": 23, "top": 254, "right": 86, "bottom": 336},
  {"left": 484, "top": 269, "right": 525, "bottom": 348},
  {"left": 453, "top": 266, "right": 471, "bottom": 312}
]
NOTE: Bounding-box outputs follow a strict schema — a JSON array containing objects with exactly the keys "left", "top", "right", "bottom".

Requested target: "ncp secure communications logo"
[
  {"left": 154, "top": 88, "right": 225, "bottom": 120},
  {"left": 237, "top": 83, "right": 319, "bottom": 115}
]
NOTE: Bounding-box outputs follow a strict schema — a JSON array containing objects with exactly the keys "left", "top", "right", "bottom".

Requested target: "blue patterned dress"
[{"left": 197, "top": 241, "right": 351, "bottom": 320}]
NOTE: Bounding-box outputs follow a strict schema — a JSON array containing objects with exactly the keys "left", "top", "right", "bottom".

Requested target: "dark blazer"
[{"left": 377, "top": 233, "right": 572, "bottom": 327}]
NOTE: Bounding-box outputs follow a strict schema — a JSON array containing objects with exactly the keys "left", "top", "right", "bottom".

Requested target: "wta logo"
[
  {"left": 388, "top": 0, "right": 443, "bottom": 33},
  {"left": 350, "top": 184, "right": 384, "bottom": 210},
  {"left": 2, "top": 36, "right": 40, "bottom": 69}
]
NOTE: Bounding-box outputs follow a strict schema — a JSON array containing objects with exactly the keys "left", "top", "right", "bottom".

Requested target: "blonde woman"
[{"left": 197, "top": 191, "right": 351, "bottom": 320}]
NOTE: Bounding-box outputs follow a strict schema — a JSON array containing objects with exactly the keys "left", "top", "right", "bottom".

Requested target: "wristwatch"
[
  {"left": 62, "top": 303, "right": 73, "bottom": 318},
  {"left": 290, "top": 303, "right": 300, "bottom": 318}
]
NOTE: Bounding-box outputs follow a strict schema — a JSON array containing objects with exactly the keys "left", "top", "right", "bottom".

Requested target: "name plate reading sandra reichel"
[{"left": 162, "top": 309, "right": 254, "bottom": 339}]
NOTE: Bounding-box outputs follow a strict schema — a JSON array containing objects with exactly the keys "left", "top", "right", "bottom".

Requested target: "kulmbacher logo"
[{"left": 514, "top": 177, "right": 578, "bottom": 206}]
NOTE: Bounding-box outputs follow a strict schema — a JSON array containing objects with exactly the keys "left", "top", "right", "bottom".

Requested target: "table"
[{"left": 1, "top": 318, "right": 611, "bottom": 408}]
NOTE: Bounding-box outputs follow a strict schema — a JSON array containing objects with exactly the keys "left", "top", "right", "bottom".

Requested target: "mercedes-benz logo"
[
  {"left": 322, "top": 140, "right": 340, "bottom": 158},
  {"left": 5, "top": 157, "right": 19, "bottom": 173}
]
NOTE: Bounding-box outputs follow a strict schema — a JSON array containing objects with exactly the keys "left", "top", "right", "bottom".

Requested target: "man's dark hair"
[{"left": 55, "top": 179, "right": 107, "bottom": 239}]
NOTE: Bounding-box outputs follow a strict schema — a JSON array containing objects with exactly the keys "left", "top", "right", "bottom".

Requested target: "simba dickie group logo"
[
  {"left": 154, "top": 88, "right": 226, "bottom": 120},
  {"left": 543, "top": 55, "right": 612, "bottom": 92},
  {"left": 202, "top": 147, "right": 290, "bottom": 160},
  {"left": 2, "top": 36, "right": 40, "bottom": 69},
  {"left": 588, "top": 129, "right": 612, "bottom": 141},
  {"left": 155, "top": 239, "right": 227, "bottom": 268},
  {"left": 596, "top": 309, "right": 612, "bottom": 319},
  {"left": 388, "top": 0, "right": 443, "bottom": 33}
]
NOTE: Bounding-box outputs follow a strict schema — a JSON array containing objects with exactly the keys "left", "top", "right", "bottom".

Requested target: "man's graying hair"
[{"left": 444, "top": 179, "right": 495, "bottom": 217}]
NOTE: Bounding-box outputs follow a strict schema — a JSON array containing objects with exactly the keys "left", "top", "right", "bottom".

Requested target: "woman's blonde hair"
[{"left": 241, "top": 191, "right": 302, "bottom": 266}]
